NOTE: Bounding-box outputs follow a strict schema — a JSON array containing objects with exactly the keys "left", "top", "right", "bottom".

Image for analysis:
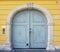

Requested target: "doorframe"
[{"left": 1, "top": 3, "right": 55, "bottom": 50}]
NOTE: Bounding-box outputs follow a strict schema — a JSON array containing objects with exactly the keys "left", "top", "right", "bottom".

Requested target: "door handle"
[
  {"left": 29, "top": 30, "right": 31, "bottom": 34},
  {"left": 29, "top": 28, "right": 31, "bottom": 34}
]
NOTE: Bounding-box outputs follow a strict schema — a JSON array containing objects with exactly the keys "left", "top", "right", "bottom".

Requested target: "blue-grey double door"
[{"left": 12, "top": 10, "right": 48, "bottom": 48}]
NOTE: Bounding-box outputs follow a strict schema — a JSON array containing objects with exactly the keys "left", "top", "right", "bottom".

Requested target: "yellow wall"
[{"left": 0, "top": 0, "right": 60, "bottom": 46}]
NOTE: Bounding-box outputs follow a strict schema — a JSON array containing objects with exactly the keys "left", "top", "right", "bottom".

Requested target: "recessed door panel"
[
  {"left": 12, "top": 10, "right": 29, "bottom": 48},
  {"left": 30, "top": 10, "right": 48, "bottom": 48}
]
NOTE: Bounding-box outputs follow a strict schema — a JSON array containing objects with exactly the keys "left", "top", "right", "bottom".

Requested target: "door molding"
[{"left": 0, "top": 3, "right": 55, "bottom": 50}]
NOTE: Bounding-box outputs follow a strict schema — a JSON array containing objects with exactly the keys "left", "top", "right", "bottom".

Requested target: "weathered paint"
[{"left": 12, "top": 10, "right": 48, "bottom": 48}]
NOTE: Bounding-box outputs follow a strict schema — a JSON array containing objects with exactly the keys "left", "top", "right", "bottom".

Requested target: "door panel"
[
  {"left": 30, "top": 10, "right": 48, "bottom": 48},
  {"left": 12, "top": 10, "right": 29, "bottom": 48}
]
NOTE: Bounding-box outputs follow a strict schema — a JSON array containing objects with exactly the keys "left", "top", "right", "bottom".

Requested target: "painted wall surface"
[{"left": 0, "top": 0, "right": 60, "bottom": 46}]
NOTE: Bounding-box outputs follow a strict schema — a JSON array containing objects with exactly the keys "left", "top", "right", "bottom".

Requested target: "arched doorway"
[
  {"left": 6, "top": 3, "right": 55, "bottom": 50},
  {"left": 12, "top": 10, "right": 48, "bottom": 48}
]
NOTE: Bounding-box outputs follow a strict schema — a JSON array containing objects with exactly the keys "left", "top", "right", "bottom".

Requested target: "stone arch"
[{"left": 5, "top": 3, "right": 55, "bottom": 50}]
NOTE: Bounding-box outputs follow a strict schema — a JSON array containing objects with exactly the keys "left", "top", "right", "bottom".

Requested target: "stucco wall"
[{"left": 0, "top": 0, "right": 60, "bottom": 46}]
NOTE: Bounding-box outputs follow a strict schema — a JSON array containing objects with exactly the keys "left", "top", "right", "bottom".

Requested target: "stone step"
[{"left": 0, "top": 49, "right": 59, "bottom": 52}]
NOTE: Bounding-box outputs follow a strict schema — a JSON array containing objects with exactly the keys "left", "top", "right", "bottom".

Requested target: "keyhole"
[{"left": 26, "top": 43, "right": 28, "bottom": 46}]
